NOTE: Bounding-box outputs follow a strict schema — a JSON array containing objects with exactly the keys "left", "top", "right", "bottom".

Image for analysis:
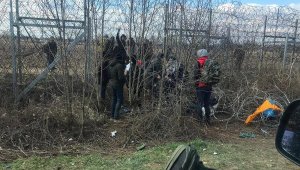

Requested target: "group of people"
[
  {"left": 42, "top": 30, "right": 222, "bottom": 125},
  {"left": 97, "top": 29, "right": 220, "bottom": 125},
  {"left": 97, "top": 29, "right": 187, "bottom": 120}
]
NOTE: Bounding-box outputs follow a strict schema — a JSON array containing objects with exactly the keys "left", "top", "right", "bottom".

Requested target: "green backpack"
[
  {"left": 199, "top": 59, "right": 221, "bottom": 85},
  {"left": 165, "top": 145, "right": 202, "bottom": 170}
]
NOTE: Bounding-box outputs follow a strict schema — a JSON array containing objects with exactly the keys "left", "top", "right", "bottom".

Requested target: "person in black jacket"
[
  {"left": 103, "top": 36, "right": 115, "bottom": 58},
  {"left": 98, "top": 60, "right": 110, "bottom": 100},
  {"left": 145, "top": 53, "right": 163, "bottom": 97},
  {"left": 43, "top": 36, "right": 57, "bottom": 68},
  {"left": 98, "top": 36, "right": 115, "bottom": 100},
  {"left": 108, "top": 57, "right": 126, "bottom": 120},
  {"left": 114, "top": 29, "right": 128, "bottom": 65},
  {"left": 127, "top": 37, "right": 136, "bottom": 56}
]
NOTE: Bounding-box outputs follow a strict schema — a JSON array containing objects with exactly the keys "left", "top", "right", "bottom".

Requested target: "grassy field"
[{"left": 1, "top": 137, "right": 299, "bottom": 170}]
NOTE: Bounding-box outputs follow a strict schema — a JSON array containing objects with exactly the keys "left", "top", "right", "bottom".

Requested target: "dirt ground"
[
  {"left": 1, "top": 117, "right": 299, "bottom": 170},
  {"left": 1, "top": 72, "right": 299, "bottom": 169}
]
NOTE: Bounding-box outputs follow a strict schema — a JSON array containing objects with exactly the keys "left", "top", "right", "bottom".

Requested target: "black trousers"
[
  {"left": 111, "top": 86, "right": 124, "bottom": 119},
  {"left": 196, "top": 86, "right": 212, "bottom": 120}
]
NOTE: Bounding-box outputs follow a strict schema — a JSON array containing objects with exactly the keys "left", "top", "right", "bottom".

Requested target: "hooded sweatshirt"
[{"left": 108, "top": 58, "right": 126, "bottom": 89}]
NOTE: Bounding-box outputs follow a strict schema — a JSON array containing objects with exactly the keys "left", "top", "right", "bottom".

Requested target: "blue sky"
[{"left": 239, "top": 0, "right": 299, "bottom": 6}]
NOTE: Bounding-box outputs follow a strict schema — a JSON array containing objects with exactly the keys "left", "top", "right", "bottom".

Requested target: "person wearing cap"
[{"left": 193, "top": 49, "right": 212, "bottom": 125}]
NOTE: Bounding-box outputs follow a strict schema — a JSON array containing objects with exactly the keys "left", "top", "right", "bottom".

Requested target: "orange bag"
[{"left": 245, "top": 100, "right": 283, "bottom": 125}]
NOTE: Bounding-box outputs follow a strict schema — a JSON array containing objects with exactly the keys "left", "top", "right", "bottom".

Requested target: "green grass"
[{"left": 1, "top": 139, "right": 299, "bottom": 170}]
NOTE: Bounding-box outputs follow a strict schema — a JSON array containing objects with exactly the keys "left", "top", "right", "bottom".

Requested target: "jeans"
[
  {"left": 111, "top": 86, "right": 124, "bottom": 119},
  {"left": 196, "top": 86, "right": 212, "bottom": 121}
]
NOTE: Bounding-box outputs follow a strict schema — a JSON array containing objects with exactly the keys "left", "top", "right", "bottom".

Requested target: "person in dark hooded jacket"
[
  {"left": 103, "top": 36, "right": 115, "bottom": 58},
  {"left": 108, "top": 57, "right": 126, "bottom": 120},
  {"left": 114, "top": 29, "right": 128, "bottom": 65},
  {"left": 43, "top": 36, "right": 57, "bottom": 69},
  {"left": 98, "top": 36, "right": 115, "bottom": 100}
]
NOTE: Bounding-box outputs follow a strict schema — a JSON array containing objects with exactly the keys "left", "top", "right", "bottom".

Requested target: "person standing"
[
  {"left": 193, "top": 49, "right": 219, "bottom": 125},
  {"left": 114, "top": 29, "right": 128, "bottom": 65},
  {"left": 233, "top": 46, "right": 245, "bottom": 71},
  {"left": 108, "top": 56, "right": 126, "bottom": 120},
  {"left": 98, "top": 35, "right": 115, "bottom": 100},
  {"left": 145, "top": 53, "right": 163, "bottom": 98},
  {"left": 43, "top": 36, "right": 57, "bottom": 69}
]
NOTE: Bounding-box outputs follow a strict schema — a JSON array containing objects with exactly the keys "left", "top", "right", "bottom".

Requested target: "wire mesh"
[{"left": 0, "top": 0, "right": 299, "bottom": 123}]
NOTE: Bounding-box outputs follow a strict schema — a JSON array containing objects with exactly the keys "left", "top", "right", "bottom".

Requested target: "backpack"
[
  {"left": 198, "top": 59, "right": 221, "bottom": 85},
  {"left": 165, "top": 145, "right": 202, "bottom": 170}
]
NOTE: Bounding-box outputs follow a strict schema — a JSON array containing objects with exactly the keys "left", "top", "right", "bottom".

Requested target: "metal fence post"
[
  {"left": 260, "top": 16, "right": 267, "bottom": 69},
  {"left": 15, "top": 0, "right": 22, "bottom": 84},
  {"left": 283, "top": 33, "right": 288, "bottom": 68},
  {"left": 292, "top": 19, "right": 298, "bottom": 59},
  {"left": 10, "top": 0, "right": 17, "bottom": 99},
  {"left": 226, "top": 26, "right": 230, "bottom": 69},
  {"left": 207, "top": 8, "right": 212, "bottom": 51}
]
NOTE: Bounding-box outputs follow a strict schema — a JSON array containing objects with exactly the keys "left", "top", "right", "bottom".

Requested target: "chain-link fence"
[
  {"left": 0, "top": 0, "right": 299, "bottom": 122},
  {"left": 0, "top": 1, "right": 11, "bottom": 79},
  {"left": 1, "top": 1, "right": 300, "bottom": 154}
]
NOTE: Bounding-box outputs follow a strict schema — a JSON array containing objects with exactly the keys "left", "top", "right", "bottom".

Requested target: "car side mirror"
[{"left": 276, "top": 99, "right": 300, "bottom": 166}]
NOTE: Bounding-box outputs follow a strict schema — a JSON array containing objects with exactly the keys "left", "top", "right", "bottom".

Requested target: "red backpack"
[
  {"left": 196, "top": 56, "right": 208, "bottom": 87},
  {"left": 196, "top": 56, "right": 221, "bottom": 87}
]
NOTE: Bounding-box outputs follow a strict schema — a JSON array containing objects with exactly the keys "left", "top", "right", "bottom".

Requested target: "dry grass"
[{"left": 1, "top": 38, "right": 300, "bottom": 163}]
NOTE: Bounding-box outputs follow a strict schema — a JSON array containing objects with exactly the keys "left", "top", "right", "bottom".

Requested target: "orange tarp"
[{"left": 245, "top": 100, "right": 283, "bottom": 125}]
